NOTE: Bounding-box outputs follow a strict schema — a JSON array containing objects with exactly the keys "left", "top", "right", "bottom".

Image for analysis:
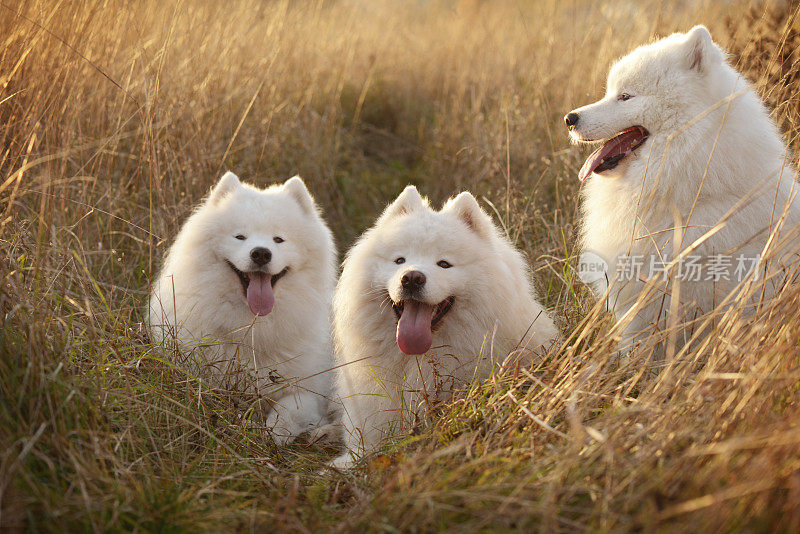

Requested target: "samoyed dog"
[
  {"left": 330, "top": 186, "right": 558, "bottom": 467},
  {"left": 566, "top": 26, "right": 800, "bottom": 350},
  {"left": 148, "top": 172, "right": 337, "bottom": 444}
]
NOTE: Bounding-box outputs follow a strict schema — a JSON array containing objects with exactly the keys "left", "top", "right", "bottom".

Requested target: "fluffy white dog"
[
  {"left": 331, "top": 186, "right": 558, "bottom": 467},
  {"left": 148, "top": 172, "right": 337, "bottom": 444},
  {"left": 566, "top": 26, "right": 800, "bottom": 350}
]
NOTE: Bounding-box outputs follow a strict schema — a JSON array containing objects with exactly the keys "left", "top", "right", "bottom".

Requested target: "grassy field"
[{"left": 2, "top": 0, "right": 800, "bottom": 531}]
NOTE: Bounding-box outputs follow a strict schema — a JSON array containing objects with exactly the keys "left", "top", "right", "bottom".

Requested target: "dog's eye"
[
  {"left": 618, "top": 93, "right": 633, "bottom": 101},
  {"left": 273, "top": 236, "right": 284, "bottom": 243},
  {"left": 235, "top": 234, "right": 246, "bottom": 240},
  {"left": 394, "top": 257, "right": 406, "bottom": 264},
  {"left": 437, "top": 260, "right": 452, "bottom": 269}
]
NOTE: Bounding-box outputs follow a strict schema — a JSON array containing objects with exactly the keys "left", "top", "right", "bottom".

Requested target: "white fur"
[
  {"left": 147, "top": 172, "right": 337, "bottom": 444},
  {"left": 569, "top": 26, "right": 800, "bottom": 349},
  {"left": 330, "top": 186, "right": 558, "bottom": 467}
]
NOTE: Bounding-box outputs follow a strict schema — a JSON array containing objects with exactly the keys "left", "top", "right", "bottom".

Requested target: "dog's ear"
[
  {"left": 208, "top": 171, "right": 241, "bottom": 204},
  {"left": 283, "top": 175, "right": 316, "bottom": 214},
  {"left": 683, "top": 25, "right": 722, "bottom": 73},
  {"left": 444, "top": 191, "right": 493, "bottom": 238},
  {"left": 382, "top": 185, "right": 427, "bottom": 219}
]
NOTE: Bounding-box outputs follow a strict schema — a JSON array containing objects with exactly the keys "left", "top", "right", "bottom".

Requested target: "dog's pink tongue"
[
  {"left": 246, "top": 272, "right": 274, "bottom": 316},
  {"left": 578, "top": 127, "right": 646, "bottom": 181},
  {"left": 579, "top": 144, "right": 610, "bottom": 182},
  {"left": 396, "top": 301, "right": 434, "bottom": 355}
]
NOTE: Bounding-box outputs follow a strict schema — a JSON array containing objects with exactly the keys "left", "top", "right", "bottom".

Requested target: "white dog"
[
  {"left": 148, "top": 172, "right": 337, "bottom": 444},
  {"left": 566, "top": 26, "right": 800, "bottom": 350},
  {"left": 330, "top": 186, "right": 558, "bottom": 467}
]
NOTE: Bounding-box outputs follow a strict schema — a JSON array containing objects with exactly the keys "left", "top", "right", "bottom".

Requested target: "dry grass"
[
  {"left": 2, "top": 0, "right": 800, "bottom": 531},
  {"left": 726, "top": 0, "right": 800, "bottom": 153}
]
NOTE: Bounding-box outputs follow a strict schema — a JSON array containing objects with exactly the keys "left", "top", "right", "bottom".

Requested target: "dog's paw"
[
  {"left": 306, "top": 422, "right": 343, "bottom": 445},
  {"left": 270, "top": 433, "right": 294, "bottom": 446},
  {"left": 264, "top": 402, "right": 329, "bottom": 445},
  {"left": 264, "top": 408, "right": 306, "bottom": 445},
  {"left": 327, "top": 451, "right": 357, "bottom": 470}
]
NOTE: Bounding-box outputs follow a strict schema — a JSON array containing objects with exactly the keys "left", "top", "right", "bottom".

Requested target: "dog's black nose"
[
  {"left": 401, "top": 270, "right": 426, "bottom": 291},
  {"left": 564, "top": 112, "right": 579, "bottom": 128},
  {"left": 250, "top": 247, "right": 272, "bottom": 266}
]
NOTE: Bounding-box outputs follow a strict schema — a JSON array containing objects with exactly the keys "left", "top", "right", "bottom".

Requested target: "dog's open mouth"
[
  {"left": 226, "top": 261, "right": 289, "bottom": 316},
  {"left": 392, "top": 296, "right": 455, "bottom": 355},
  {"left": 578, "top": 126, "right": 649, "bottom": 181}
]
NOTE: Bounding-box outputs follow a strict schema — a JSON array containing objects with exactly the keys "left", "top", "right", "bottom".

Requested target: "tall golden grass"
[{"left": 2, "top": 0, "right": 800, "bottom": 531}]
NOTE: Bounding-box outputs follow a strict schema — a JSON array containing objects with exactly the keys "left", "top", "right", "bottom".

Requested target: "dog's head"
[
  {"left": 564, "top": 26, "right": 727, "bottom": 182},
  {"left": 195, "top": 172, "right": 333, "bottom": 317},
  {"left": 357, "top": 186, "right": 502, "bottom": 355}
]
